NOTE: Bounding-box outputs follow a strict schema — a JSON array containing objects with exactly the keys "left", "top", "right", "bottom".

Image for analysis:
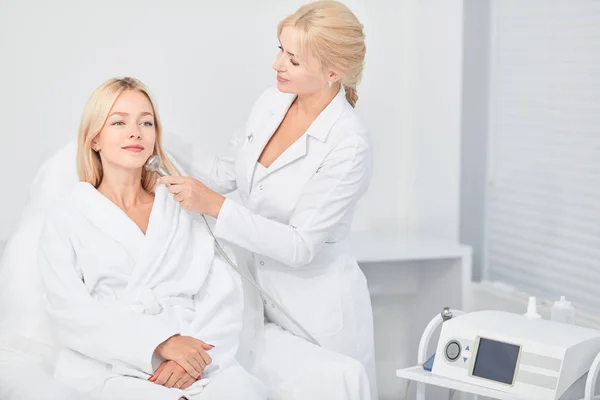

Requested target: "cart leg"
[{"left": 416, "top": 382, "right": 425, "bottom": 400}]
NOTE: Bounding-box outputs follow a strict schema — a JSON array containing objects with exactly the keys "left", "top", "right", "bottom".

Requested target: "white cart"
[{"left": 396, "top": 309, "right": 600, "bottom": 400}]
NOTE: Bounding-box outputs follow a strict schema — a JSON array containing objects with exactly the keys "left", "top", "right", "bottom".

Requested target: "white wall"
[
  {"left": 403, "top": 0, "right": 465, "bottom": 242},
  {"left": 0, "top": 0, "right": 412, "bottom": 241},
  {"left": 460, "top": 0, "right": 491, "bottom": 281}
]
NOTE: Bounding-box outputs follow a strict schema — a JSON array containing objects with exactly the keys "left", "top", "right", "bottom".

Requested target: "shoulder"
[
  {"left": 331, "top": 105, "right": 370, "bottom": 145},
  {"left": 325, "top": 109, "right": 371, "bottom": 164}
]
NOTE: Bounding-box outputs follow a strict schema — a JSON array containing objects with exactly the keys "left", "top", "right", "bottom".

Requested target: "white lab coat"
[
  {"left": 37, "top": 182, "right": 267, "bottom": 400},
  {"left": 182, "top": 86, "right": 377, "bottom": 397}
]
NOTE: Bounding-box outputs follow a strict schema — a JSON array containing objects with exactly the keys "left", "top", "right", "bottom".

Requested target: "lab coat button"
[
  {"left": 259, "top": 185, "right": 264, "bottom": 190},
  {"left": 260, "top": 261, "right": 265, "bottom": 266}
]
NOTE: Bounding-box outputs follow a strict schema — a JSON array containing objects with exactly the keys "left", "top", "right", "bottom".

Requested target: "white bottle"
[
  {"left": 551, "top": 296, "right": 575, "bottom": 324},
  {"left": 523, "top": 296, "right": 542, "bottom": 319}
]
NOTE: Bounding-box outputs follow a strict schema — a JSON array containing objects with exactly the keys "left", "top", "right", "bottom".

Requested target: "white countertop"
[{"left": 349, "top": 230, "right": 470, "bottom": 263}]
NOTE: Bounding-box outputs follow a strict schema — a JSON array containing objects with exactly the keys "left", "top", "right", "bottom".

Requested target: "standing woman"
[{"left": 161, "top": 1, "right": 377, "bottom": 396}]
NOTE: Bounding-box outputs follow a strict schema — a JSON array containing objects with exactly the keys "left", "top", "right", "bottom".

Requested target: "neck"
[
  {"left": 97, "top": 164, "right": 148, "bottom": 210},
  {"left": 294, "top": 84, "right": 340, "bottom": 118}
]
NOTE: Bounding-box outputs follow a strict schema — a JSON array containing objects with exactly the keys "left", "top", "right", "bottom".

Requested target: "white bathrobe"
[{"left": 37, "top": 181, "right": 267, "bottom": 400}]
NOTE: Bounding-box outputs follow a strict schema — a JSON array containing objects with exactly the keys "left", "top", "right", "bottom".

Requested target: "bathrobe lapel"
[{"left": 72, "top": 183, "right": 180, "bottom": 289}]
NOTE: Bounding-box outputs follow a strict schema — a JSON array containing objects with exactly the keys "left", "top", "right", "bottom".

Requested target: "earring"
[{"left": 328, "top": 80, "right": 333, "bottom": 88}]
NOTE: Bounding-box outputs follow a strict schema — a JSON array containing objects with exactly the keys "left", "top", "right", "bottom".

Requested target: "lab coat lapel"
[
  {"left": 262, "top": 88, "right": 348, "bottom": 178},
  {"left": 304, "top": 86, "right": 348, "bottom": 142},
  {"left": 246, "top": 87, "right": 348, "bottom": 184},
  {"left": 244, "top": 92, "right": 296, "bottom": 192},
  {"left": 256, "top": 134, "right": 307, "bottom": 181}
]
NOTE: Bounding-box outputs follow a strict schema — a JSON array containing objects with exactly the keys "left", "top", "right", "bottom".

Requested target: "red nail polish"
[{"left": 198, "top": 374, "right": 202, "bottom": 380}]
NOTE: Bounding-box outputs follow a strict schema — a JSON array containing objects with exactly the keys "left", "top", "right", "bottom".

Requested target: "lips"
[
  {"left": 277, "top": 75, "right": 289, "bottom": 83},
  {"left": 122, "top": 145, "right": 144, "bottom": 152}
]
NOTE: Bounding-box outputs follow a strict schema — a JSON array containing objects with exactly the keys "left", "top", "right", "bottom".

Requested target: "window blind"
[{"left": 484, "top": 0, "right": 600, "bottom": 317}]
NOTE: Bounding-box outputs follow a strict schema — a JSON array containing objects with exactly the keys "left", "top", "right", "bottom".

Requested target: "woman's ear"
[{"left": 328, "top": 70, "right": 341, "bottom": 84}]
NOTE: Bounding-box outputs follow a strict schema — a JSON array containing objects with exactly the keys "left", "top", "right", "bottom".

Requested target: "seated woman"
[{"left": 37, "top": 77, "right": 267, "bottom": 400}]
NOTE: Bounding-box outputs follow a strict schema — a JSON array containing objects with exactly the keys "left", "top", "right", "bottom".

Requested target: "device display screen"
[{"left": 472, "top": 337, "right": 520, "bottom": 385}]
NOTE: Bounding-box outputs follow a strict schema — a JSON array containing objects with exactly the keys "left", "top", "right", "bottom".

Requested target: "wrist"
[
  {"left": 156, "top": 334, "right": 178, "bottom": 356},
  {"left": 155, "top": 342, "right": 165, "bottom": 357}
]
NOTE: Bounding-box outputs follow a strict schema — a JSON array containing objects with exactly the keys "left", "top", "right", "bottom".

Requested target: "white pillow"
[{"left": 0, "top": 140, "right": 78, "bottom": 359}]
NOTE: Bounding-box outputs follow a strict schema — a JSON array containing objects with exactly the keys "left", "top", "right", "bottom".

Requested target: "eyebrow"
[
  {"left": 109, "top": 111, "right": 154, "bottom": 117},
  {"left": 279, "top": 42, "right": 296, "bottom": 57}
]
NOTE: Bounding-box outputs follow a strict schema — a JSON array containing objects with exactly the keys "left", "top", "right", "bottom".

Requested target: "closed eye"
[{"left": 278, "top": 45, "right": 299, "bottom": 65}]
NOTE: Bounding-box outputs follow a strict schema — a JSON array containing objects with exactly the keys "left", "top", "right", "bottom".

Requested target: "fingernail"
[
  {"left": 198, "top": 374, "right": 202, "bottom": 380},
  {"left": 208, "top": 344, "right": 215, "bottom": 348}
]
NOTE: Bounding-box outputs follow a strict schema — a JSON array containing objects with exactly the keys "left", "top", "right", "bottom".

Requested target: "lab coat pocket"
[{"left": 264, "top": 267, "right": 344, "bottom": 337}]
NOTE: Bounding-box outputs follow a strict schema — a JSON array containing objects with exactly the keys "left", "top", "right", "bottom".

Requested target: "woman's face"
[
  {"left": 273, "top": 27, "right": 333, "bottom": 96},
  {"left": 92, "top": 90, "right": 156, "bottom": 173}
]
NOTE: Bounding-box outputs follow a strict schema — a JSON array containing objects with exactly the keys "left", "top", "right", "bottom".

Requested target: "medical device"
[
  {"left": 144, "top": 155, "right": 170, "bottom": 178},
  {"left": 144, "top": 155, "right": 320, "bottom": 347},
  {"left": 432, "top": 310, "right": 600, "bottom": 399},
  {"left": 399, "top": 309, "right": 600, "bottom": 400}
]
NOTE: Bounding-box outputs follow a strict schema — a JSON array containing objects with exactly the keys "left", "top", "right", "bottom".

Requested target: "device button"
[{"left": 445, "top": 340, "right": 461, "bottom": 361}]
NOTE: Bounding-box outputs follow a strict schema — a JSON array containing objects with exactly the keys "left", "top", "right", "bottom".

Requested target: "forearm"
[{"left": 214, "top": 199, "right": 315, "bottom": 268}]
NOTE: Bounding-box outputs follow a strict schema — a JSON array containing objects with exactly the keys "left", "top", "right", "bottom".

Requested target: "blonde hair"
[
  {"left": 278, "top": 0, "right": 366, "bottom": 107},
  {"left": 76, "top": 77, "right": 179, "bottom": 192}
]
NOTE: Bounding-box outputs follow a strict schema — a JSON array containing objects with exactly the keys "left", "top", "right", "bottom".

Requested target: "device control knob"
[{"left": 445, "top": 340, "right": 461, "bottom": 362}]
